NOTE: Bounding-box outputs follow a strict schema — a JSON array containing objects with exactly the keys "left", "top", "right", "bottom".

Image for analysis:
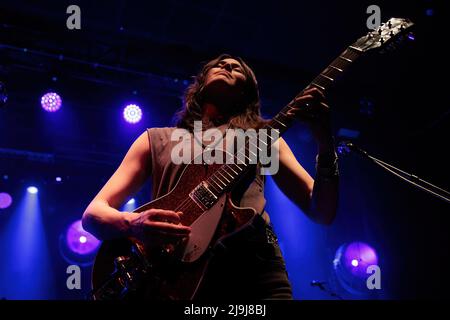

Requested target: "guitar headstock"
[{"left": 353, "top": 18, "right": 414, "bottom": 52}]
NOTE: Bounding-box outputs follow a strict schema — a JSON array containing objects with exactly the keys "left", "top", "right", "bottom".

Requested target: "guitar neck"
[
  {"left": 202, "top": 46, "right": 363, "bottom": 199},
  {"left": 267, "top": 45, "right": 363, "bottom": 136}
]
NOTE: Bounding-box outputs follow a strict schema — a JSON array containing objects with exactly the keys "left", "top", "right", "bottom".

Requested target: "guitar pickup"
[{"left": 189, "top": 182, "right": 218, "bottom": 209}]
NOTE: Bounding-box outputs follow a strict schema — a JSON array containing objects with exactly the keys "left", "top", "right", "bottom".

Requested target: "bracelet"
[{"left": 315, "top": 151, "right": 339, "bottom": 178}]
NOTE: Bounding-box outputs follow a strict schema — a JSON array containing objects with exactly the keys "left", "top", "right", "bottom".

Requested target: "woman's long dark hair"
[{"left": 174, "top": 54, "right": 267, "bottom": 131}]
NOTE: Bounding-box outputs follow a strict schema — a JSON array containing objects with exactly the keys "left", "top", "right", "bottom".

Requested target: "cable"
[{"left": 338, "top": 141, "right": 450, "bottom": 204}]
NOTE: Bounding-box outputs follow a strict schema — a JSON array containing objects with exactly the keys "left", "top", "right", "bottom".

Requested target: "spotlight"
[
  {"left": 65, "top": 220, "right": 100, "bottom": 255},
  {"left": 55, "top": 177, "right": 62, "bottom": 182},
  {"left": 123, "top": 198, "right": 137, "bottom": 212},
  {"left": 123, "top": 104, "right": 142, "bottom": 124},
  {"left": 41, "top": 92, "right": 62, "bottom": 112},
  {"left": 333, "top": 242, "right": 378, "bottom": 295},
  {"left": 27, "top": 186, "right": 38, "bottom": 194},
  {"left": 0, "top": 192, "right": 13, "bottom": 209}
]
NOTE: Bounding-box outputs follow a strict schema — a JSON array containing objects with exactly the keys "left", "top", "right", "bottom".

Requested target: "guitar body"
[{"left": 91, "top": 150, "right": 258, "bottom": 300}]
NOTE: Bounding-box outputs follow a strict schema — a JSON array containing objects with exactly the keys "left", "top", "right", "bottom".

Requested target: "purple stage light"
[
  {"left": 66, "top": 220, "right": 100, "bottom": 255},
  {"left": 342, "top": 242, "right": 378, "bottom": 278},
  {"left": 123, "top": 104, "right": 142, "bottom": 124},
  {"left": 334, "top": 242, "right": 379, "bottom": 294},
  {"left": 41, "top": 92, "right": 62, "bottom": 112},
  {"left": 0, "top": 192, "right": 13, "bottom": 209}
]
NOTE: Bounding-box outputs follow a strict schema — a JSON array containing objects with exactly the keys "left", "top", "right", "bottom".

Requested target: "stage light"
[
  {"left": 65, "top": 220, "right": 100, "bottom": 255},
  {"left": 27, "top": 186, "right": 38, "bottom": 194},
  {"left": 333, "top": 242, "right": 379, "bottom": 295},
  {"left": 123, "top": 104, "right": 142, "bottom": 124},
  {"left": 55, "top": 176, "right": 62, "bottom": 182},
  {"left": 0, "top": 192, "right": 13, "bottom": 209},
  {"left": 0, "top": 187, "right": 55, "bottom": 298},
  {"left": 123, "top": 197, "right": 137, "bottom": 213},
  {"left": 41, "top": 92, "right": 62, "bottom": 112}
]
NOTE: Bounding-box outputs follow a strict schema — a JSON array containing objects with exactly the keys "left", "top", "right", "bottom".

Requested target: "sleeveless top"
[{"left": 146, "top": 125, "right": 271, "bottom": 224}]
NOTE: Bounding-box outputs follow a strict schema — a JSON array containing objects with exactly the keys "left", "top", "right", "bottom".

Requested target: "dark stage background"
[{"left": 0, "top": 0, "right": 448, "bottom": 300}]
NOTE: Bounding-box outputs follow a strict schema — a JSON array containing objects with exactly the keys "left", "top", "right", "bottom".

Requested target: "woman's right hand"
[{"left": 126, "top": 209, "right": 191, "bottom": 248}]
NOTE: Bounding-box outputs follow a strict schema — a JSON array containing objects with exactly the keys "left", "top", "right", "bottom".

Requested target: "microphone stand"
[
  {"left": 310, "top": 280, "right": 344, "bottom": 300},
  {"left": 337, "top": 141, "right": 450, "bottom": 204}
]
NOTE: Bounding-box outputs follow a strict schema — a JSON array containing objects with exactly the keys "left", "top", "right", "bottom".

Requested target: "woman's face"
[{"left": 204, "top": 58, "right": 247, "bottom": 90}]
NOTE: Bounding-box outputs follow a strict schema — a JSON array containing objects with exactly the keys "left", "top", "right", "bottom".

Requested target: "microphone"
[
  {"left": 311, "top": 280, "right": 344, "bottom": 300},
  {"left": 337, "top": 141, "right": 368, "bottom": 157}
]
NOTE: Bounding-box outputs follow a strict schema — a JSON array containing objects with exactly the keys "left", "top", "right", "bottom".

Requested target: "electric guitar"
[{"left": 91, "top": 17, "right": 414, "bottom": 300}]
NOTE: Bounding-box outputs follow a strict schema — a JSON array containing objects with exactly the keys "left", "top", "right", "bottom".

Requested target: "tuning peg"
[{"left": 388, "top": 21, "right": 392, "bottom": 28}]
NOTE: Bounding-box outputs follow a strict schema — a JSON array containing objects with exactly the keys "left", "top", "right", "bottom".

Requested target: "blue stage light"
[{"left": 27, "top": 186, "right": 38, "bottom": 194}]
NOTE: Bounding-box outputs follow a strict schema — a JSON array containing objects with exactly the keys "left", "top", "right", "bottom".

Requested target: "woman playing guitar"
[{"left": 82, "top": 54, "right": 339, "bottom": 300}]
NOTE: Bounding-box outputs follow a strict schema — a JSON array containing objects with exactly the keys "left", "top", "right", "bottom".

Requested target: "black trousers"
[{"left": 195, "top": 215, "right": 293, "bottom": 300}]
